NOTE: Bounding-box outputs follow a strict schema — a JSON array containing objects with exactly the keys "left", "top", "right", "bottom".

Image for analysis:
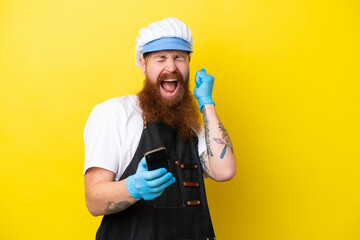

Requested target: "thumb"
[
  {"left": 195, "top": 69, "right": 207, "bottom": 86},
  {"left": 137, "top": 157, "right": 148, "bottom": 172}
]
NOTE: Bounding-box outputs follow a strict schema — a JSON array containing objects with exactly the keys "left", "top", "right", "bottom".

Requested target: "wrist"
[
  {"left": 125, "top": 176, "right": 142, "bottom": 200},
  {"left": 199, "top": 97, "right": 215, "bottom": 112}
]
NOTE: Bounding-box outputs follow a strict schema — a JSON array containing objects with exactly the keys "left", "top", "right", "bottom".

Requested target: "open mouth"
[{"left": 160, "top": 79, "right": 179, "bottom": 97}]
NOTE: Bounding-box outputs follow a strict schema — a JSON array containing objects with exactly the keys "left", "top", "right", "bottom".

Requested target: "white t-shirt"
[{"left": 84, "top": 95, "right": 206, "bottom": 181}]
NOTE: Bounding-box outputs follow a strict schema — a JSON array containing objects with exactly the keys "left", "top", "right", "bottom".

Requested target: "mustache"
[{"left": 157, "top": 72, "right": 184, "bottom": 83}]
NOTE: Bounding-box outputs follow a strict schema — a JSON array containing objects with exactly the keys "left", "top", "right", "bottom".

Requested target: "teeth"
[{"left": 163, "top": 79, "right": 177, "bottom": 82}]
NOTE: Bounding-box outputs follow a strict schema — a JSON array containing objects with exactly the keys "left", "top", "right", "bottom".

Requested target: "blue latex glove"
[
  {"left": 194, "top": 69, "right": 215, "bottom": 112},
  {"left": 126, "top": 157, "right": 175, "bottom": 201}
]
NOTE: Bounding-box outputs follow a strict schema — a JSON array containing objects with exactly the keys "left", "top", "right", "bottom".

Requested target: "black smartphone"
[{"left": 144, "top": 147, "right": 170, "bottom": 171}]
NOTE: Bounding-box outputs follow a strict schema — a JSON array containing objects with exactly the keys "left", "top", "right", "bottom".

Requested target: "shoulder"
[
  {"left": 94, "top": 95, "right": 140, "bottom": 113},
  {"left": 85, "top": 95, "right": 142, "bottom": 132},
  {"left": 90, "top": 95, "right": 140, "bottom": 120}
]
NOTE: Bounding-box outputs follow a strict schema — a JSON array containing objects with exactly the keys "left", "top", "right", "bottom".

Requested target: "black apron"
[{"left": 96, "top": 121, "right": 215, "bottom": 240}]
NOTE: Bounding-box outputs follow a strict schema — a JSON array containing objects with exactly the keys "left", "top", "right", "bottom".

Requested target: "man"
[{"left": 84, "top": 17, "right": 236, "bottom": 240}]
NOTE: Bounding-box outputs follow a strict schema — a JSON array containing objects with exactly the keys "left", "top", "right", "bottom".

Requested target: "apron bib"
[{"left": 96, "top": 121, "right": 215, "bottom": 240}]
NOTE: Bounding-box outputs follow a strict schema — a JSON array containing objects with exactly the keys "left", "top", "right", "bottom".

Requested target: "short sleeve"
[
  {"left": 197, "top": 127, "right": 206, "bottom": 157},
  {"left": 83, "top": 105, "right": 122, "bottom": 175}
]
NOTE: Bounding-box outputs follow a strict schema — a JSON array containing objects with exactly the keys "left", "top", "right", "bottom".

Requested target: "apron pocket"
[{"left": 153, "top": 161, "right": 185, "bottom": 208}]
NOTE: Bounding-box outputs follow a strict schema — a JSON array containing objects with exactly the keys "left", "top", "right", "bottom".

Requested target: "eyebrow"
[
  {"left": 153, "top": 55, "right": 167, "bottom": 58},
  {"left": 153, "top": 53, "right": 187, "bottom": 58}
]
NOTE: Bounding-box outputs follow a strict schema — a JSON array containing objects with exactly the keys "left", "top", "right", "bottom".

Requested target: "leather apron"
[{"left": 96, "top": 121, "right": 215, "bottom": 240}]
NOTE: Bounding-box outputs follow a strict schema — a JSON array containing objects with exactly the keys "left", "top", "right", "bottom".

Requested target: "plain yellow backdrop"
[{"left": 1, "top": 0, "right": 359, "bottom": 239}]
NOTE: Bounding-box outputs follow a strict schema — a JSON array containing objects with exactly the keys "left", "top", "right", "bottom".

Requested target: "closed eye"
[
  {"left": 154, "top": 56, "right": 166, "bottom": 62},
  {"left": 175, "top": 56, "right": 186, "bottom": 61}
]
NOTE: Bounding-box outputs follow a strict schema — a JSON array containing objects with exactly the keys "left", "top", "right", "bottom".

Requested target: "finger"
[
  {"left": 143, "top": 189, "right": 165, "bottom": 201},
  {"left": 193, "top": 86, "right": 199, "bottom": 96},
  {"left": 143, "top": 168, "right": 168, "bottom": 180},
  {"left": 147, "top": 172, "right": 173, "bottom": 188},
  {"left": 157, "top": 177, "right": 176, "bottom": 190},
  {"left": 195, "top": 70, "right": 203, "bottom": 86},
  {"left": 201, "top": 73, "right": 214, "bottom": 84},
  {"left": 195, "top": 72, "right": 207, "bottom": 85},
  {"left": 149, "top": 177, "right": 175, "bottom": 193},
  {"left": 195, "top": 69, "right": 210, "bottom": 85}
]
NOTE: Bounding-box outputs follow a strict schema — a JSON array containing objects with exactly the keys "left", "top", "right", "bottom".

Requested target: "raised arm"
[
  {"left": 200, "top": 104, "right": 236, "bottom": 181},
  {"left": 194, "top": 69, "right": 236, "bottom": 181}
]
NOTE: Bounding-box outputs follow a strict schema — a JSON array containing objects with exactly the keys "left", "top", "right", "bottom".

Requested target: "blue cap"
[{"left": 142, "top": 37, "right": 192, "bottom": 55}]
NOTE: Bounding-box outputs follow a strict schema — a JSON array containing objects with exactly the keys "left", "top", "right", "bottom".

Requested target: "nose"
[{"left": 164, "top": 58, "right": 177, "bottom": 72}]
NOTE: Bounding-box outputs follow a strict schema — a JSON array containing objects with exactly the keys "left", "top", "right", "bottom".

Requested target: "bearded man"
[{"left": 84, "top": 17, "right": 236, "bottom": 240}]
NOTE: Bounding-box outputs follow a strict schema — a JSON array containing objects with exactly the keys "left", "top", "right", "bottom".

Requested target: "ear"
[
  {"left": 139, "top": 57, "right": 146, "bottom": 75},
  {"left": 188, "top": 54, "right": 192, "bottom": 63}
]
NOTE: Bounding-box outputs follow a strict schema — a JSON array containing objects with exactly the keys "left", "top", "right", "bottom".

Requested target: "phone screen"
[{"left": 144, "top": 147, "right": 170, "bottom": 171}]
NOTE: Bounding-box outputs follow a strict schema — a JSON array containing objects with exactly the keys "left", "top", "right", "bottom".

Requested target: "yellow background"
[{"left": 1, "top": 0, "right": 359, "bottom": 239}]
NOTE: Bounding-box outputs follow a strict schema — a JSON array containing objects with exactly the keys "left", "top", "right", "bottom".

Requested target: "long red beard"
[{"left": 137, "top": 72, "right": 201, "bottom": 140}]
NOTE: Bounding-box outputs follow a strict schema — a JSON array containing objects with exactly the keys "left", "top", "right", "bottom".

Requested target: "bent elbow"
[
  {"left": 88, "top": 209, "right": 101, "bottom": 217},
  {"left": 86, "top": 205, "right": 98, "bottom": 217},
  {"left": 222, "top": 169, "right": 237, "bottom": 182},
  {"left": 86, "top": 199, "right": 103, "bottom": 217},
  {"left": 213, "top": 167, "right": 237, "bottom": 182},
  {"left": 87, "top": 207, "right": 103, "bottom": 217}
]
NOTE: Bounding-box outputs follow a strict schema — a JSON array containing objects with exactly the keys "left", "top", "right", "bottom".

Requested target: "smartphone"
[{"left": 144, "top": 147, "right": 170, "bottom": 171}]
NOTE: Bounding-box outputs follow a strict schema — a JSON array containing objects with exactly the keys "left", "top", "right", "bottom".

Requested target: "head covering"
[{"left": 135, "top": 17, "right": 193, "bottom": 67}]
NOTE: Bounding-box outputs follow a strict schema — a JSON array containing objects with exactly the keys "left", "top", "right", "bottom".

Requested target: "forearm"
[
  {"left": 85, "top": 178, "right": 137, "bottom": 217},
  {"left": 201, "top": 104, "right": 236, "bottom": 181}
]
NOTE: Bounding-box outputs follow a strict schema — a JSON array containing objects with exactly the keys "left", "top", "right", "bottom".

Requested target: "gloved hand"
[
  {"left": 126, "top": 157, "right": 175, "bottom": 201},
  {"left": 194, "top": 69, "right": 215, "bottom": 112}
]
